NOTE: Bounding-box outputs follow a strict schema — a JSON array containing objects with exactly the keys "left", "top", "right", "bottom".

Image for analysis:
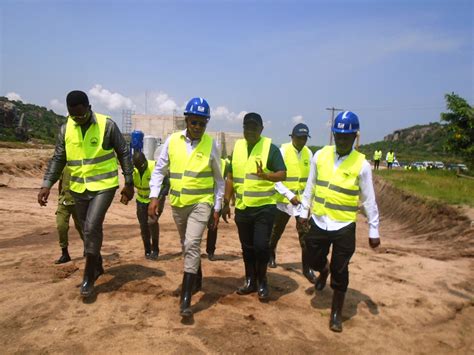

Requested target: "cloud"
[
  {"left": 5, "top": 92, "right": 22, "bottom": 102},
  {"left": 49, "top": 99, "right": 67, "bottom": 115},
  {"left": 292, "top": 115, "right": 304, "bottom": 124},
  {"left": 212, "top": 106, "right": 247, "bottom": 122},
  {"left": 88, "top": 84, "right": 134, "bottom": 111}
]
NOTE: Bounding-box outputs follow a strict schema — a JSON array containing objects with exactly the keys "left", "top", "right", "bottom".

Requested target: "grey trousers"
[{"left": 171, "top": 203, "right": 212, "bottom": 274}]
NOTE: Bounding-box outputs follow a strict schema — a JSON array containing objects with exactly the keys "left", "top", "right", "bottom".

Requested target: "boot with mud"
[
  {"left": 329, "top": 289, "right": 345, "bottom": 332},
  {"left": 180, "top": 272, "right": 196, "bottom": 318},
  {"left": 236, "top": 260, "right": 257, "bottom": 295}
]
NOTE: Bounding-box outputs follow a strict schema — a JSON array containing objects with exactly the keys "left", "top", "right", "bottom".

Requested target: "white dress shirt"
[
  {"left": 300, "top": 147, "right": 380, "bottom": 238},
  {"left": 149, "top": 130, "right": 225, "bottom": 211},
  {"left": 274, "top": 144, "right": 313, "bottom": 217}
]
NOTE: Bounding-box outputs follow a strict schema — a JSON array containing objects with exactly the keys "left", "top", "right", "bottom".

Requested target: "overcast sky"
[{"left": 1, "top": 0, "right": 472, "bottom": 145}]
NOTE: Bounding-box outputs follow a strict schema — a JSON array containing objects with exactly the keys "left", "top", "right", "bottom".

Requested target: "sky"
[{"left": 1, "top": 0, "right": 472, "bottom": 146}]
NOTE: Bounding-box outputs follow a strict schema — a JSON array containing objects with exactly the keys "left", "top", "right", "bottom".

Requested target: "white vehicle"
[{"left": 434, "top": 161, "right": 445, "bottom": 169}]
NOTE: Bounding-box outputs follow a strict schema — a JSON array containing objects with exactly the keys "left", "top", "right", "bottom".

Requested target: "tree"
[{"left": 440, "top": 93, "right": 474, "bottom": 168}]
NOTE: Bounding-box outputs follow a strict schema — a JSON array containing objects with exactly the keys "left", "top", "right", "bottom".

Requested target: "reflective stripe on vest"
[
  {"left": 386, "top": 152, "right": 395, "bottom": 163},
  {"left": 276, "top": 143, "right": 311, "bottom": 204},
  {"left": 232, "top": 136, "right": 276, "bottom": 209},
  {"left": 133, "top": 160, "right": 156, "bottom": 204},
  {"left": 312, "top": 145, "right": 365, "bottom": 222},
  {"left": 168, "top": 132, "right": 214, "bottom": 207},
  {"left": 65, "top": 113, "right": 119, "bottom": 193}
]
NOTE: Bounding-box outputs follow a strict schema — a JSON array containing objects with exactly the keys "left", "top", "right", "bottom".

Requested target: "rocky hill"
[{"left": 0, "top": 97, "right": 66, "bottom": 144}]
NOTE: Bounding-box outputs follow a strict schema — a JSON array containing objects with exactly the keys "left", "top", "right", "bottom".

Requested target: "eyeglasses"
[
  {"left": 69, "top": 112, "right": 90, "bottom": 121},
  {"left": 190, "top": 120, "right": 207, "bottom": 127}
]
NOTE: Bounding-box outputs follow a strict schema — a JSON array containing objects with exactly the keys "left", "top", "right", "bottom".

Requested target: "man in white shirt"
[
  {"left": 299, "top": 111, "right": 381, "bottom": 332},
  {"left": 148, "top": 97, "right": 224, "bottom": 318},
  {"left": 269, "top": 123, "right": 317, "bottom": 284}
]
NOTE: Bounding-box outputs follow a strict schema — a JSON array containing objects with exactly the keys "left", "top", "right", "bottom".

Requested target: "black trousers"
[
  {"left": 374, "top": 159, "right": 380, "bottom": 170},
  {"left": 269, "top": 208, "right": 306, "bottom": 251},
  {"left": 206, "top": 209, "right": 218, "bottom": 255},
  {"left": 305, "top": 220, "right": 356, "bottom": 292},
  {"left": 136, "top": 201, "right": 159, "bottom": 253},
  {"left": 71, "top": 188, "right": 116, "bottom": 256},
  {"left": 387, "top": 162, "right": 393, "bottom": 169},
  {"left": 235, "top": 205, "right": 276, "bottom": 264}
]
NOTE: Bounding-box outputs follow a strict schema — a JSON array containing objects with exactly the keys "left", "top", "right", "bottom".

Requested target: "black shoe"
[
  {"left": 329, "top": 290, "right": 346, "bottom": 332},
  {"left": 55, "top": 248, "right": 71, "bottom": 264},
  {"left": 256, "top": 261, "right": 269, "bottom": 301},
  {"left": 145, "top": 252, "right": 152, "bottom": 260},
  {"left": 80, "top": 254, "right": 98, "bottom": 298},
  {"left": 149, "top": 251, "right": 159, "bottom": 260},
  {"left": 302, "top": 250, "right": 318, "bottom": 284},
  {"left": 207, "top": 253, "right": 216, "bottom": 261},
  {"left": 315, "top": 266, "right": 329, "bottom": 291},
  {"left": 180, "top": 272, "right": 196, "bottom": 318},
  {"left": 268, "top": 250, "right": 277, "bottom": 268},
  {"left": 236, "top": 260, "right": 257, "bottom": 295}
]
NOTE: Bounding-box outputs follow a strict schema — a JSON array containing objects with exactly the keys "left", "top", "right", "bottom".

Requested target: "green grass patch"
[{"left": 376, "top": 169, "right": 474, "bottom": 207}]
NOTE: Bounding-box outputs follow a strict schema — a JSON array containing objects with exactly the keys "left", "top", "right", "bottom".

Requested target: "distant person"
[
  {"left": 148, "top": 97, "right": 224, "bottom": 318},
  {"left": 38, "top": 90, "right": 134, "bottom": 298},
  {"left": 54, "top": 167, "right": 83, "bottom": 264},
  {"left": 386, "top": 149, "right": 395, "bottom": 169},
  {"left": 129, "top": 151, "right": 169, "bottom": 260},
  {"left": 298, "top": 111, "right": 380, "bottom": 332},
  {"left": 205, "top": 158, "right": 228, "bottom": 261},
  {"left": 373, "top": 149, "right": 382, "bottom": 170},
  {"left": 222, "top": 112, "right": 286, "bottom": 301},
  {"left": 268, "top": 123, "right": 317, "bottom": 284}
]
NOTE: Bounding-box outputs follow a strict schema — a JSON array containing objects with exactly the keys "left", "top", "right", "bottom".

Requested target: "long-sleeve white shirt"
[
  {"left": 149, "top": 130, "right": 225, "bottom": 211},
  {"left": 300, "top": 147, "right": 380, "bottom": 238},
  {"left": 274, "top": 144, "right": 313, "bottom": 217}
]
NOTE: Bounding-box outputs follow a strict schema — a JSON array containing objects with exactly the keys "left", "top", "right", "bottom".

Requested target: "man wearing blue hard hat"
[
  {"left": 148, "top": 97, "right": 224, "bottom": 318},
  {"left": 269, "top": 123, "right": 317, "bottom": 284},
  {"left": 299, "top": 111, "right": 380, "bottom": 332}
]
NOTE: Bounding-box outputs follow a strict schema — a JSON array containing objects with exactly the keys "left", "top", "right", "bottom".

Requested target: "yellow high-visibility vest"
[
  {"left": 386, "top": 152, "right": 395, "bottom": 163},
  {"left": 65, "top": 113, "right": 119, "bottom": 193},
  {"left": 232, "top": 137, "right": 276, "bottom": 209},
  {"left": 373, "top": 150, "right": 382, "bottom": 160},
  {"left": 133, "top": 160, "right": 156, "bottom": 204},
  {"left": 312, "top": 146, "right": 365, "bottom": 222},
  {"left": 276, "top": 143, "right": 311, "bottom": 204},
  {"left": 168, "top": 132, "right": 214, "bottom": 207}
]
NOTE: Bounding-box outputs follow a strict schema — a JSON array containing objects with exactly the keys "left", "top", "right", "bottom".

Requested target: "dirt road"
[{"left": 0, "top": 148, "right": 472, "bottom": 354}]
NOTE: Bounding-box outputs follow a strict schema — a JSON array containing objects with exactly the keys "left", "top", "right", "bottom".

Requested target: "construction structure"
[{"left": 130, "top": 113, "right": 242, "bottom": 157}]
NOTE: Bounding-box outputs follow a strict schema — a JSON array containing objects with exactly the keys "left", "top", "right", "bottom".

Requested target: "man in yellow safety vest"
[
  {"left": 148, "top": 97, "right": 224, "bottom": 318},
  {"left": 298, "top": 111, "right": 381, "bottom": 332},
  {"left": 386, "top": 149, "right": 395, "bottom": 169},
  {"left": 38, "top": 90, "right": 134, "bottom": 298},
  {"left": 373, "top": 149, "right": 382, "bottom": 170}
]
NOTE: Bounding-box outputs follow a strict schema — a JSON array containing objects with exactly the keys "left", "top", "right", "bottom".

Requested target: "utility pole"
[
  {"left": 326, "top": 107, "right": 344, "bottom": 145},
  {"left": 145, "top": 90, "right": 148, "bottom": 115}
]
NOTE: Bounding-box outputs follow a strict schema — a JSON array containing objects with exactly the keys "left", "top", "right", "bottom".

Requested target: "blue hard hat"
[
  {"left": 184, "top": 97, "right": 210, "bottom": 118},
  {"left": 332, "top": 111, "right": 360, "bottom": 134}
]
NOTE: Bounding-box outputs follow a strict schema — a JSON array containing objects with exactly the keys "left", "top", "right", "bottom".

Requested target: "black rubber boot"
[
  {"left": 180, "top": 272, "right": 196, "bottom": 318},
  {"left": 80, "top": 254, "right": 98, "bottom": 298},
  {"left": 150, "top": 224, "right": 159, "bottom": 260},
  {"left": 256, "top": 260, "right": 269, "bottom": 301},
  {"left": 95, "top": 253, "right": 104, "bottom": 281},
  {"left": 329, "top": 290, "right": 346, "bottom": 332},
  {"left": 315, "top": 264, "right": 329, "bottom": 291},
  {"left": 193, "top": 264, "right": 202, "bottom": 294},
  {"left": 143, "top": 237, "right": 152, "bottom": 259},
  {"left": 55, "top": 247, "right": 71, "bottom": 264},
  {"left": 236, "top": 260, "right": 257, "bottom": 295},
  {"left": 302, "top": 250, "right": 317, "bottom": 284},
  {"left": 268, "top": 249, "right": 277, "bottom": 268}
]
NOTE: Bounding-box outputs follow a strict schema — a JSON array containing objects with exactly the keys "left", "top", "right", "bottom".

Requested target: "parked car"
[
  {"left": 410, "top": 162, "right": 426, "bottom": 170},
  {"left": 434, "top": 161, "right": 445, "bottom": 169},
  {"left": 446, "top": 163, "right": 469, "bottom": 172}
]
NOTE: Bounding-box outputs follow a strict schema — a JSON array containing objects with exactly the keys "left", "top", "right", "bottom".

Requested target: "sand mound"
[{"left": 374, "top": 176, "right": 474, "bottom": 259}]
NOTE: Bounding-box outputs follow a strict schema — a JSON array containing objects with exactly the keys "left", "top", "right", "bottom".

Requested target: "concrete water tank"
[{"left": 143, "top": 136, "right": 157, "bottom": 160}]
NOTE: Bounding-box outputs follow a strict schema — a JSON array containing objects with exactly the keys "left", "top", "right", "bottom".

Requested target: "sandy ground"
[{"left": 0, "top": 148, "right": 473, "bottom": 354}]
